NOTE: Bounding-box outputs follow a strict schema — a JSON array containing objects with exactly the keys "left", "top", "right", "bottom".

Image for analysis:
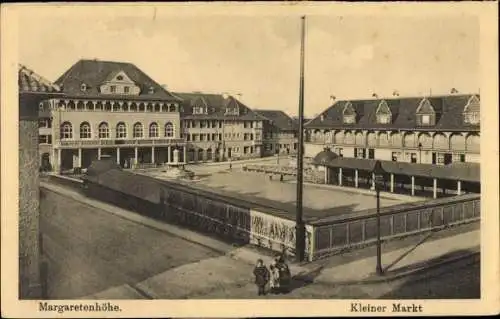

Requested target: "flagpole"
[{"left": 295, "top": 15, "right": 306, "bottom": 262}]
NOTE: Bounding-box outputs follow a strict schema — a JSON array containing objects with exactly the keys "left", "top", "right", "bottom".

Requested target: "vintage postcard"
[{"left": 1, "top": 1, "right": 499, "bottom": 318}]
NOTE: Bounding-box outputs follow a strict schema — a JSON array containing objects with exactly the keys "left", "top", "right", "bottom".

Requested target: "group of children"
[{"left": 253, "top": 255, "right": 291, "bottom": 296}]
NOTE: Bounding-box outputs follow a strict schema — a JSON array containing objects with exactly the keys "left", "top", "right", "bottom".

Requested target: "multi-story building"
[
  {"left": 174, "top": 92, "right": 267, "bottom": 162},
  {"left": 304, "top": 94, "right": 480, "bottom": 165},
  {"left": 255, "top": 110, "right": 298, "bottom": 156},
  {"left": 38, "top": 59, "right": 186, "bottom": 172}
]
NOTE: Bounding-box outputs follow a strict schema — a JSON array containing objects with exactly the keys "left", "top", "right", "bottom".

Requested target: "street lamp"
[
  {"left": 418, "top": 143, "right": 422, "bottom": 164},
  {"left": 371, "top": 160, "right": 385, "bottom": 276}
]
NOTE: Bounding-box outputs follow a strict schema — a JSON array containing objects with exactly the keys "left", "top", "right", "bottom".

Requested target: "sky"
[{"left": 17, "top": 5, "right": 480, "bottom": 118}]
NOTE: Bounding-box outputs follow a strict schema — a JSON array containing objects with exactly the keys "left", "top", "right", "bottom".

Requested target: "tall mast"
[{"left": 295, "top": 15, "right": 306, "bottom": 262}]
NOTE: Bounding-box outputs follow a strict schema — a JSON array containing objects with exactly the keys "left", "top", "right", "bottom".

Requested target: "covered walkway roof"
[{"left": 313, "top": 154, "right": 480, "bottom": 183}]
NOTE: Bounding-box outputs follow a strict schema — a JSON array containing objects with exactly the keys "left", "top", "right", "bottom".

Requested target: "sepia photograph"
[{"left": 1, "top": 2, "right": 499, "bottom": 318}]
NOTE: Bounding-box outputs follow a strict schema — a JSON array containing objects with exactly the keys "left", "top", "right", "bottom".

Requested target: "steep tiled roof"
[
  {"left": 306, "top": 94, "right": 480, "bottom": 131},
  {"left": 254, "top": 110, "right": 297, "bottom": 131},
  {"left": 18, "top": 64, "right": 61, "bottom": 93},
  {"left": 55, "top": 59, "right": 180, "bottom": 101},
  {"left": 173, "top": 92, "right": 268, "bottom": 121}
]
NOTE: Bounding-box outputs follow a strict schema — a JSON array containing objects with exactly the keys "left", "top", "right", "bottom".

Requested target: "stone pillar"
[
  {"left": 354, "top": 169, "right": 359, "bottom": 188},
  {"left": 116, "top": 147, "right": 120, "bottom": 165},
  {"left": 184, "top": 146, "right": 187, "bottom": 163},
  {"left": 173, "top": 148, "right": 180, "bottom": 163},
  {"left": 433, "top": 178, "right": 438, "bottom": 199},
  {"left": 338, "top": 168, "right": 343, "bottom": 186},
  {"left": 390, "top": 173, "right": 394, "bottom": 193},
  {"left": 168, "top": 146, "right": 172, "bottom": 163},
  {"left": 151, "top": 146, "right": 155, "bottom": 164},
  {"left": 97, "top": 148, "right": 101, "bottom": 160},
  {"left": 78, "top": 148, "right": 82, "bottom": 168},
  {"left": 371, "top": 172, "right": 376, "bottom": 190},
  {"left": 134, "top": 147, "right": 138, "bottom": 165},
  {"left": 324, "top": 167, "right": 329, "bottom": 184},
  {"left": 457, "top": 180, "right": 462, "bottom": 195},
  {"left": 411, "top": 176, "right": 415, "bottom": 196}
]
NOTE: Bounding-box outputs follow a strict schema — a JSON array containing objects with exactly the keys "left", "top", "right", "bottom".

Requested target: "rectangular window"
[
  {"left": 377, "top": 115, "right": 390, "bottom": 124},
  {"left": 392, "top": 152, "right": 400, "bottom": 162},
  {"left": 186, "top": 135, "right": 191, "bottom": 141},
  {"left": 421, "top": 114, "right": 430, "bottom": 125},
  {"left": 39, "top": 135, "right": 52, "bottom": 144},
  {"left": 343, "top": 115, "right": 355, "bottom": 124},
  {"left": 368, "top": 149, "right": 375, "bottom": 159},
  {"left": 410, "top": 153, "right": 417, "bottom": 163},
  {"left": 124, "top": 86, "right": 130, "bottom": 94},
  {"left": 110, "top": 86, "right": 116, "bottom": 93},
  {"left": 337, "top": 148, "right": 343, "bottom": 157}
]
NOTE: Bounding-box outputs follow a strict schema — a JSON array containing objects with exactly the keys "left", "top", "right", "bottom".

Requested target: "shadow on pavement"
[
  {"left": 383, "top": 231, "right": 434, "bottom": 273},
  {"left": 378, "top": 250, "right": 480, "bottom": 299},
  {"left": 285, "top": 265, "right": 325, "bottom": 293}
]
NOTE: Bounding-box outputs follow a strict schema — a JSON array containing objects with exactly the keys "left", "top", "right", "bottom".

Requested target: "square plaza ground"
[{"left": 143, "top": 164, "right": 420, "bottom": 221}]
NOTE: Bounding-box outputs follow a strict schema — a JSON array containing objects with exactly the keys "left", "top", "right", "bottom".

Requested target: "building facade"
[
  {"left": 174, "top": 92, "right": 267, "bottom": 162},
  {"left": 304, "top": 94, "right": 480, "bottom": 165},
  {"left": 18, "top": 65, "right": 63, "bottom": 298},
  {"left": 38, "top": 59, "right": 186, "bottom": 172},
  {"left": 255, "top": 110, "right": 298, "bottom": 157}
]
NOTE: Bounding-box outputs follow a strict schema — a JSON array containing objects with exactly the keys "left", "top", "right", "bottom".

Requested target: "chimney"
[
  {"left": 450, "top": 88, "right": 458, "bottom": 94},
  {"left": 329, "top": 95, "right": 336, "bottom": 105},
  {"left": 372, "top": 93, "right": 378, "bottom": 98},
  {"left": 393, "top": 90, "right": 399, "bottom": 97},
  {"left": 161, "top": 84, "right": 168, "bottom": 90},
  {"left": 222, "top": 92, "right": 229, "bottom": 99},
  {"left": 320, "top": 114, "right": 325, "bottom": 122}
]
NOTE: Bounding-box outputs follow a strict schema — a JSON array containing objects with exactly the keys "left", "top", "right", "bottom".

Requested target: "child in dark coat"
[{"left": 253, "top": 259, "right": 270, "bottom": 296}]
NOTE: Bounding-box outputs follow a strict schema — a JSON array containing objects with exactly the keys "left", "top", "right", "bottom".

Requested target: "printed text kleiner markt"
[{"left": 350, "top": 302, "right": 424, "bottom": 313}]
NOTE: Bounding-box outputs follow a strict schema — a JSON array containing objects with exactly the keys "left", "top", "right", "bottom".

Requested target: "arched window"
[
  {"left": 60, "top": 122, "right": 73, "bottom": 139},
  {"left": 149, "top": 122, "right": 159, "bottom": 138},
  {"left": 116, "top": 122, "right": 127, "bottom": 138},
  {"left": 80, "top": 122, "right": 91, "bottom": 139},
  {"left": 133, "top": 122, "right": 143, "bottom": 138},
  {"left": 165, "top": 122, "right": 174, "bottom": 138},
  {"left": 98, "top": 122, "right": 109, "bottom": 139}
]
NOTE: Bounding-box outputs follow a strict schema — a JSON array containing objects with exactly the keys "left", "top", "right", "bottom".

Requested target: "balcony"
[{"left": 58, "top": 138, "right": 185, "bottom": 148}]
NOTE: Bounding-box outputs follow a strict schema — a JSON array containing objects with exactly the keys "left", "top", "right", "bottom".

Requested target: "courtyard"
[{"left": 140, "top": 160, "right": 423, "bottom": 222}]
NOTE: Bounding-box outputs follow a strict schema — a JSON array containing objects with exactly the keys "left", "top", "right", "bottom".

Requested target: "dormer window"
[
  {"left": 463, "top": 95, "right": 480, "bottom": 125},
  {"left": 375, "top": 100, "right": 392, "bottom": 124},
  {"left": 148, "top": 87, "right": 155, "bottom": 94},
  {"left": 342, "top": 101, "right": 357, "bottom": 124},
  {"left": 80, "top": 83, "right": 87, "bottom": 92},
  {"left": 416, "top": 98, "right": 436, "bottom": 126},
  {"left": 421, "top": 114, "right": 431, "bottom": 125},
  {"left": 193, "top": 106, "right": 207, "bottom": 115},
  {"left": 116, "top": 75, "right": 124, "bottom": 81}
]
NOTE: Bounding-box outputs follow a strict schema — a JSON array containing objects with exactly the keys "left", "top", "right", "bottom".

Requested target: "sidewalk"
[
  {"left": 42, "top": 181, "right": 480, "bottom": 299},
  {"left": 312, "top": 229, "right": 479, "bottom": 285}
]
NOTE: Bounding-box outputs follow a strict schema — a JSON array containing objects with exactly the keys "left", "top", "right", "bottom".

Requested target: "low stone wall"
[
  {"left": 80, "top": 170, "right": 315, "bottom": 257},
  {"left": 310, "top": 193, "right": 480, "bottom": 260}
]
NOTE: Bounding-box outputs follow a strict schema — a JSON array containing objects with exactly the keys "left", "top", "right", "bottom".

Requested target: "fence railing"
[{"left": 310, "top": 193, "right": 480, "bottom": 260}]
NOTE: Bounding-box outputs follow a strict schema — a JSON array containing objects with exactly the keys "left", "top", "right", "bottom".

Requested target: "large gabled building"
[
  {"left": 174, "top": 92, "right": 268, "bottom": 161},
  {"left": 39, "top": 59, "right": 186, "bottom": 172},
  {"left": 254, "top": 110, "right": 298, "bottom": 156},
  {"left": 304, "top": 93, "right": 480, "bottom": 165}
]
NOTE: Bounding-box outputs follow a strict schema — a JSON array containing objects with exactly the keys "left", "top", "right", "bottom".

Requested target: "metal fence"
[{"left": 310, "top": 194, "right": 480, "bottom": 260}]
